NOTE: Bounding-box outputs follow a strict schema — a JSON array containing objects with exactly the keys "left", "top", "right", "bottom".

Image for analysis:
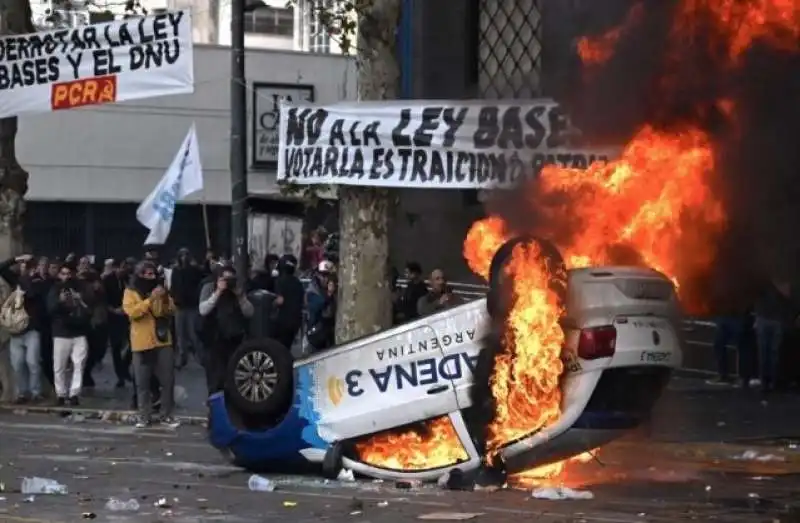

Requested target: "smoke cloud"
[{"left": 487, "top": 0, "right": 800, "bottom": 310}]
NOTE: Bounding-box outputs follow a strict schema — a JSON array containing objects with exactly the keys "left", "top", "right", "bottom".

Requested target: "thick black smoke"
[{"left": 489, "top": 0, "right": 800, "bottom": 312}]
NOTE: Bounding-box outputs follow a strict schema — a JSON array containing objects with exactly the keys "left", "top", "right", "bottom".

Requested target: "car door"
[
  {"left": 310, "top": 322, "right": 459, "bottom": 441},
  {"left": 425, "top": 304, "right": 487, "bottom": 411}
]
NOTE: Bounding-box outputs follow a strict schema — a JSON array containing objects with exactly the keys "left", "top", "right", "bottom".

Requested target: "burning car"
[{"left": 208, "top": 235, "right": 682, "bottom": 482}]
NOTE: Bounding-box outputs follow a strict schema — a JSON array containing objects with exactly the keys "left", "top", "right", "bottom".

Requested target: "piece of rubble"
[{"left": 532, "top": 487, "right": 594, "bottom": 500}]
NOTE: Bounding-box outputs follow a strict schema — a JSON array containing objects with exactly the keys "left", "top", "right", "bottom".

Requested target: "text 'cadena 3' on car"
[{"left": 208, "top": 236, "right": 683, "bottom": 481}]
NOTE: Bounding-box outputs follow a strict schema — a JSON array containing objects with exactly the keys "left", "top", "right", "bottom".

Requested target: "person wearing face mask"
[
  {"left": 198, "top": 265, "right": 254, "bottom": 393},
  {"left": 271, "top": 254, "right": 304, "bottom": 350},
  {"left": 169, "top": 248, "right": 205, "bottom": 369},
  {"left": 248, "top": 253, "right": 279, "bottom": 294},
  {"left": 123, "top": 261, "right": 178, "bottom": 429},
  {"left": 305, "top": 261, "right": 337, "bottom": 351},
  {"left": 47, "top": 264, "right": 91, "bottom": 406}
]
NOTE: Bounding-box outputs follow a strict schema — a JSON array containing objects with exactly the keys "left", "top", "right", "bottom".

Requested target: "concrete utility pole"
[
  {"left": 229, "top": 0, "right": 249, "bottom": 285},
  {"left": 334, "top": 0, "right": 402, "bottom": 343}
]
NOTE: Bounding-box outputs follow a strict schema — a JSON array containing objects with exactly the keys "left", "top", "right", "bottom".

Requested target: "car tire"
[
  {"left": 224, "top": 338, "right": 294, "bottom": 418},
  {"left": 486, "top": 235, "right": 566, "bottom": 318},
  {"left": 322, "top": 441, "right": 344, "bottom": 480}
]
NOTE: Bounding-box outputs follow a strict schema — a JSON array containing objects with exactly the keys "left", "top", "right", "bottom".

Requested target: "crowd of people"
[
  {"left": 0, "top": 247, "right": 342, "bottom": 428},
  {"left": 0, "top": 232, "right": 470, "bottom": 429}
]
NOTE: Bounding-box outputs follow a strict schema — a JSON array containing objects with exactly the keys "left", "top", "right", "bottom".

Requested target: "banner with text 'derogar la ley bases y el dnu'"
[
  {"left": 0, "top": 10, "right": 193, "bottom": 118},
  {"left": 276, "top": 100, "right": 617, "bottom": 190}
]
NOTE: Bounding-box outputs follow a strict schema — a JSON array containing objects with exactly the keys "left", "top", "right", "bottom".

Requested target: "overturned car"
[{"left": 208, "top": 238, "right": 682, "bottom": 481}]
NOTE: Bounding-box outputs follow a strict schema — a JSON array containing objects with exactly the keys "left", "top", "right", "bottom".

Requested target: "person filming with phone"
[
  {"left": 198, "top": 265, "right": 254, "bottom": 394},
  {"left": 417, "top": 268, "right": 462, "bottom": 317},
  {"left": 122, "top": 261, "right": 177, "bottom": 429}
]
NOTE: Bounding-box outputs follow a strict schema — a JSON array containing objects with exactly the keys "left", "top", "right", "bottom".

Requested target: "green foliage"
[
  {"left": 280, "top": 0, "right": 369, "bottom": 205},
  {"left": 284, "top": 0, "right": 368, "bottom": 56}
]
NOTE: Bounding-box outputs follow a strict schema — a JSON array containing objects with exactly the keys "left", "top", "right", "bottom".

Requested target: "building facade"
[
  {"left": 30, "top": 0, "right": 346, "bottom": 53},
  {"left": 18, "top": 45, "right": 356, "bottom": 260}
]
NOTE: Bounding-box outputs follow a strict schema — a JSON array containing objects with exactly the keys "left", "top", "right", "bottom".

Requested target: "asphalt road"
[{"left": 0, "top": 412, "right": 799, "bottom": 522}]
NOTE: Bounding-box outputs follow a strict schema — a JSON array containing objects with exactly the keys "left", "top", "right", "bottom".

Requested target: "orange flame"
[
  {"left": 485, "top": 241, "right": 565, "bottom": 455},
  {"left": 354, "top": 416, "right": 468, "bottom": 471}
]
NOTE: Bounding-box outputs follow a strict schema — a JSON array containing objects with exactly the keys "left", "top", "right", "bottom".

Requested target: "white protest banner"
[
  {"left": 137, "top": 124, "right": 203, "bottom": 245},
  {"left": 0, "top": 11, "right": 193, "bottom": 119},
  {"left": 277, "top": 99, "right": 616, "bottom": 190}
]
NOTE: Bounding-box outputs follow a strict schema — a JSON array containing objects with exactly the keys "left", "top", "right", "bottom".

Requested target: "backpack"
[{"left": 0, "top": 287, "right": 29, "bottom": 335}]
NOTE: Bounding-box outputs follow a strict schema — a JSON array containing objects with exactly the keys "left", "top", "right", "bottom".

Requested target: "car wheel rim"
[{"left": 234, "top": 350, "right": 278, "bottom": 403}]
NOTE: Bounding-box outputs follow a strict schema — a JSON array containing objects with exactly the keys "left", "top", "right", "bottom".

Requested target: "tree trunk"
[
  {"left": 0, "top": 0, "right": 34, "bottom": 401},
  {"left": 334, "top": 0, "right": 401, "bottom": 343}
]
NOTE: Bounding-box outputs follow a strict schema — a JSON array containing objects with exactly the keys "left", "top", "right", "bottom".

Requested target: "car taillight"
[{"left": 577, "top": 325, "right": 617, "bottom": 360}]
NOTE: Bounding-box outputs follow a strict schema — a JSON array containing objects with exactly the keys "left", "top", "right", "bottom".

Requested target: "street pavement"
[
  {"left": 2, "top": 328, "right": 800, "bottom": 520},
  {"left": 0, "top": 412, "right": 799, "bottom": 522}
]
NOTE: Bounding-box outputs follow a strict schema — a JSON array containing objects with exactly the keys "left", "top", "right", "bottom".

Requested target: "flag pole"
[{"left": 201, "top": 200, "right": 211, "bottom": 250}]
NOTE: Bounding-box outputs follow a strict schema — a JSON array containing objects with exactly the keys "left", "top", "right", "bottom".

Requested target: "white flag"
[{"left": 137, "top": 124, "right": 204, "bottom": 245}]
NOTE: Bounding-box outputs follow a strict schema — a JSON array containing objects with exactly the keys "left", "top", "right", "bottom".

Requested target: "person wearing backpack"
[
  {"left": 47, "top": 263, "right": 91, "bottom": 406},
  {"left": 0, "top": 254, "right": 49, "bottom": 404}
]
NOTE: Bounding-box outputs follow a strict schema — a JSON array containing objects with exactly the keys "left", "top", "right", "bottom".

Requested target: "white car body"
[{"left": 209, "top": 266, "right": 683, "bottom": 481}]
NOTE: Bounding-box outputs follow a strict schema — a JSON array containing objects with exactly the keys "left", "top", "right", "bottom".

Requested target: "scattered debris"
[
  {"left": 75, "top": 447, "right": 90, "bottom": 454},
  {"left": 348, "top": 498, "right": 364, "bottom": 512},
  {"left": 337, "top": 469, "right": 355, "bottom": 482},
  {"left": 154, "top": 497, "right": 171, "bottom": 508},
  {"left": 418, "top": 512, "right": 484, "bottom": 520},
  {"left": 23, "top": 496, "right": 35, "bottom": 503},
  {"left": 247, "top": 475, "right": 276, "bottom": 492},
  {"left": 532, "top": 487, "right": 594, "bottom": 500},
  {"left": 395, "top": 479, "right": 422, "bottom": 490},
  {"left": 732, "top": 450, "right": 785, "bottom": 462},
  {"left": 437, "top": 469, "right": 474, "bottom": 491},
  {"left": 21, "top": 477, "right": 68, "bottom": 495},
  {"left": 105, "top": 498, "right": 140, "bottom": 511},
  {"left": 81, "top": 512, "right": 96, "bottom": 519}
]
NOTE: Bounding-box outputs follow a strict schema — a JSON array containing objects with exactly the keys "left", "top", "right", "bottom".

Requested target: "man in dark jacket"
[
  {"left": 47, "top": 264, "right": 91, "bottom": 406},
  {"left": 170, "top": 248, "right": 205, "bottom": 368},
  {"left": 0, "top": 254, "right": 50, "bottom": 403},
  {"left": 272, "top": 254, "right": 304, "bottom": 350},
  {"left": 103, "top": 258, "right": 131, "bottom": 387},
  {"left": 398, "top": 262, "right": 428, "bottom": 323},
  {"left": 198, "top": 265, "right": 254, "bottom": 393}
]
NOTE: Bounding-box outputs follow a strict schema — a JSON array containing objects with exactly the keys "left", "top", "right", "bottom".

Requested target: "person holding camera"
[
  {"left": 47, "top": 263, "right": 92, "bottom": 406},
  {"left": 198, "top": 265, "right": 254, "bottom": 394},
  {"left": 122, "top": 261, "right": 178, "bottom": 429},
  {"left": 417, "top": 269, "right": 462, "bottom": 318}
]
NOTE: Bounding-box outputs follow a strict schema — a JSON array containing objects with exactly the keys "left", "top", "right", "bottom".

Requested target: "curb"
[{"left": 0, "top": 404, "right": 206, "bottom": 425}]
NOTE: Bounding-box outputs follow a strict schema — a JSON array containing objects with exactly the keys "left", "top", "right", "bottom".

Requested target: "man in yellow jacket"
[{"left": 122, "top": 261, "right": 178, "bottom": 429}]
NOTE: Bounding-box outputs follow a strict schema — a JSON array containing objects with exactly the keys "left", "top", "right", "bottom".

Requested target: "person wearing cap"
[
  {"left": 305, "top": 260, "right": 337, "bottom": 350},
  {"left": 272, "top": 254, "right": 304, "bottom": 350}
]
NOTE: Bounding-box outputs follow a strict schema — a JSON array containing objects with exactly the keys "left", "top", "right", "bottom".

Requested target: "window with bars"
[
  {"left": 244, "top": 6, "right": 294, "bottom": 37},
  {"left": 464, "top": 0, "right": 544, "bottom": 207},
  {"left": 309, "top": 0, "right": 332, "bottom": 54},
  {"left": 477, "top": 0, "right": 543, "bottom": 99}
]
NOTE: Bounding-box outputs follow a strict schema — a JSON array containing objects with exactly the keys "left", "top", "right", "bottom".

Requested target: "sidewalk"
[{"left": 1, "top": 353, "right": 209, "bottom": 422}]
